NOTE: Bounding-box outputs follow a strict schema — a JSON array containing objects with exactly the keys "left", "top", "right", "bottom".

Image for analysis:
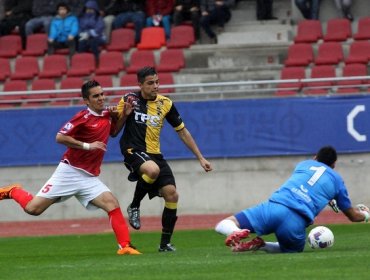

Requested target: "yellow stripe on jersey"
[
  {"left": 145, "top": 95, "right": 173, "bottom": 153},
  {"left": 116, "top": 97, "right": 125, "bottom": 118}
]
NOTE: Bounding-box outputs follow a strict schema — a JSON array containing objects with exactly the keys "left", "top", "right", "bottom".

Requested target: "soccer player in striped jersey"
[{"left": 113, "top": 66, "right": 212, "bottom": 252}]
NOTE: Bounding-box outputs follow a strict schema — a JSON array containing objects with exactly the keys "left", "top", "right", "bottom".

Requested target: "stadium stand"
[
  {"left": 67, "top": 53, "right": 96, "bottom": 77},
  {"left": 95, "top": 51, "right": 125, "bottom": 76},
  {"left": 304, "top": 65, "right": 336, "bottom": 95},
  {"left": 294, "top": 20, "right": 322, "bottom": 43},
  {"left": 156, "top": 49, "right": 185, "bottom": 72},
  {"left": 284, "top": 43, "right": 314, "bottom": 67},
  {"left": 106, "top": 28, "right": 135, "bottom": 52},
  {"left": 39, "top": 55, "right": 68, "bottom": 79},
  {"left": 275, "top": 66, "right": 305, "bottom": 96},
  {"left": 314, "top": 42, "right": 344, "bottom": 66},
  {"left": 126, "top": 50, "right": 155, "bottom": 74},
  {"left": 0, "top": 58, "right": 11, "bottom": 81},
  {"left": 11, "top": 56, "right": 39, "bottom": 80},
  {"left": 0, "top": 35, "right": 22, "bottom": 58},
  {"left": 323, "top": 18, "right": 352, "bottom": 42},
  {"left": 344, "top": 41, "right": 370, "bottom": 64},
  {"left": 22, "top": 33, "right": 48, "bottom": 57},
  {"left": 167, "top": 25, "right": 195, "bottom": 49},
  {"left": 337, "top": 64, "right": 368, "bottom": 94},
  {"left": 137, "top": 27, "right": 166, "bottom": 50},
  {"left": 353, "top": 17, "right": 370, "bottom": 41}
]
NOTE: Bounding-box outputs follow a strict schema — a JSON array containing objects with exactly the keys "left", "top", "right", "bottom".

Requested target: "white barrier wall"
[{"left": 1, "top": 153, "right": 369, "bottom": 222}]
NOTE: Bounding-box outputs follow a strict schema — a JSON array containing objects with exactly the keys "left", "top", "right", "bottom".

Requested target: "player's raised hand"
[{"left": 123, "top": 96, "right": 135, "bottom": 116}]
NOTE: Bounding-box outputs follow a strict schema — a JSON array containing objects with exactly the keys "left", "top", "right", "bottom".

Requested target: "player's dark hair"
[
  {"left": 81, "top": 80, "right": 100, "bottom": 99},
  {"left": 316, "top": 146, "right": 337, "bottom": 167},
  {"left": 137, "top": 66, "right": 157, "bottom": 83}
]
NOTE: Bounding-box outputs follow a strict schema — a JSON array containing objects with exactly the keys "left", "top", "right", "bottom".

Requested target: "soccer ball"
[{"left": 307, "top": 226, "right": 334, "bottom": 249}]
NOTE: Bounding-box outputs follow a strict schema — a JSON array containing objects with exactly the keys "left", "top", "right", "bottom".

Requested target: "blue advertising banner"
[{"left": 0, "top": 95, "right": 369, "bottom": 167}]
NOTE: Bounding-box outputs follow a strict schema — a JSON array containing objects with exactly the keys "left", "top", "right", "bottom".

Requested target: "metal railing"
[{"left": 1, "top": 76, "right": 370, "bottom": 108}]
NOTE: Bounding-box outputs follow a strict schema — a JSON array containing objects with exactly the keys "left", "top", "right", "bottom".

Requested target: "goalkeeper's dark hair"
[
  {"left": 137, "top": 66, "right": 157, "bottom": 83},
  {"left": 81, "top": 80, "right": 101, "bottom": 99},
  {"left": 316, "top": 146, "right": 337, "bottom": 167}
]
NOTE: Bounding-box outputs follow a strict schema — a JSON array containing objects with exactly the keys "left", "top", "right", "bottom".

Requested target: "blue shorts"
[{"left": 235, "top": 201, "right": 307, "bottom": 252}]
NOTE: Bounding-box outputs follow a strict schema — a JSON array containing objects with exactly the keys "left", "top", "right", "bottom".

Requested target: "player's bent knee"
[{"left": 141, "top": 173, "right": 156, "bottom": 184}]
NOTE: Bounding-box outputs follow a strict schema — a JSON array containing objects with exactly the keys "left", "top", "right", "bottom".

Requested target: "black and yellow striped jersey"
[{"left": 117, "top": 91, "right": 185, "bottom": 154}]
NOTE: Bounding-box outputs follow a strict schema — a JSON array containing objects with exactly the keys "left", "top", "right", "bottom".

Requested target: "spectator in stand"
[
  {"left": 78, "top": 1, "right": 106, "bottom": 65},
  {"left": 173, "top": 0, "right": 201, "bottom": 41},
  {"left": 334, "top": 0, "right": 353, "bottom": 21},
  {"left": 199, "top": 0, "right": 233, "bottom": 44},
  {"left": 25, "top": 0, "right": 59, "bottom": 36},
  {"left": 104, "top": 0, "right": 146, "bottom": 45},
  {"left": 66, "top": 0, "right": 86, "bottom": 17},
  {"left": 0, "top": 0, "right": 5, "bottom": 21},
  {"left": 145, "top": 0, "right": 175, "bottom": 40},
  {"left": 0, "top": 0, "right": 33, "bottom": 49},
  {"left": 48, "top": 2, "right": 79, "bottom": 57},
  {"left": 256, "top": 0, "right": 276, "bottom": 20},
  {"left": 294, "top": 0, "right": 320, "bottom": 20}
]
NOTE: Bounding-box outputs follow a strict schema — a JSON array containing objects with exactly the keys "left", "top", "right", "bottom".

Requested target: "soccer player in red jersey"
[{"left": 0, "top": 80, "right": 141, "bottom": 255}]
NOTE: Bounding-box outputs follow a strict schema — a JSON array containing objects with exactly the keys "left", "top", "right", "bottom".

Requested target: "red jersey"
[{"left": 58, "top": 108, "right": 116, "bottom": 176}]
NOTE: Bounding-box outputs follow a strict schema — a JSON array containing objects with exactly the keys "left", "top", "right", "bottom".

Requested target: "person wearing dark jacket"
[
  {"left": 173, "top": 0, "right": 201, "bottom": 40},
  {"left": 0, "top": 0, "right": 33, "bottom": 48},
  {"left": 25, "top": 0, "right": 59, "bottom": 36},
  {"left": 78, "top": 1, "right": 106, "bottom": 64}
]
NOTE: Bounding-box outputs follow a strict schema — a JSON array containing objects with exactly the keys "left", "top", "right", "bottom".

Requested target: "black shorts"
[{"left": 124, "top": 149, "right": 176, "bottom": 199}]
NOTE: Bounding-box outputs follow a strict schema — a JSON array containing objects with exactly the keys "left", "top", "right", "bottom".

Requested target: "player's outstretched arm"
[
  {"left": 56, "top": 133, "right": 107, "bottom": 151},
  {"left": 177, "top": 128, "right": 212, "bottom": 172},
  {"left": 342, "top": 205, "right": 369, "bottom": 223}
]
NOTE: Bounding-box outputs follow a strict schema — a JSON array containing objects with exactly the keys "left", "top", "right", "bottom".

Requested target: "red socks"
[
  {"left": 108, "top": 207, "right": 131, "bottom": 248},
  {"left": 11, "top": 188, "right": 33, "bottom": 209}
]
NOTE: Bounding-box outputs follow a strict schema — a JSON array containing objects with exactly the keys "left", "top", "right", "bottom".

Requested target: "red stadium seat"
[
  {"left": 58, "top": 77, "right": 84, "bottom": 100},
  {"left": 39, "top": 55, "right": 68, "bottom": 79},
  {"left": 0, "top": 35, "right": 22, "bottom": 58},
  {"left": 156, "top": 49, "right": 185, "bottom": 72},
  {"left": 167, "top": 25, "right": 195, "bottom": 49},
  {"left": 93, "top": 75, "right": 114, "bottom": 95},
  {"left": 314, "top": 42, "right": 344, "bottom": 65},
  {"left": 67, "top": 53, "right": 96, "bottom": 77},
  {"left": 126, "top": 50, "right": 155, "bottom": 74},
  {"left": 294, "top": 20, "right": 323, "bottom": 43},
  {"left": 11, "top": 56, "right": 39, "bottom": 80},
  {"left": 353, "top": 17, "right": 370, "bottom": 40},
  {"left": 337, "top": 64, "right": 368, "bottom": 93},
  {"left": 120, "top": 74, "right": 139, "bottom": 93},
  {"left": 22, "top": 33, "right": 48, "bottom": 56},
  {"left": 275, "top": 67, "right": 305, "bottom": 96},
  {"left": 0, "top": 58, "right": 11, "bottom": 81},
  {"left": 106, "top": 28, "right": 135, "bottom": 52},
  {"left": 284, "top": 43, "right": 314, "bottom": 67},
  {"left": 137, "top": 27, "right": 166, "bottom": 50},
  {"left": 1, "top": 80, "right": 28, "bottom": 104},
  {"left": 304, "top": 65, "right": 336, "bottom": 95},
  {"left": 95, "top": 51, "right": 125, "bottom": 75},
  {"left": 159, "top": 72, "right": 175, "bottom": 94},
  {"left": 344, "top": 41, "right": 370, "bottom": 64},
  {"left": 31, "top": 78, "right": 56, "bottom": 99},
  {"left": 323, "top": 18, "right": 352, "bottom": 42}
]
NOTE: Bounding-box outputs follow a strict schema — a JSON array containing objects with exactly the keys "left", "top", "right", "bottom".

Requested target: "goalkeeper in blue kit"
[{"left": 215, "top": 146, "right": 369, "bottom": 253}]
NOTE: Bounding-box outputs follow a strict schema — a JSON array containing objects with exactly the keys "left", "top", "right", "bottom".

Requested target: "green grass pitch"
[{"left": 0, "top": 224, "right": 369, "bottom": 280}]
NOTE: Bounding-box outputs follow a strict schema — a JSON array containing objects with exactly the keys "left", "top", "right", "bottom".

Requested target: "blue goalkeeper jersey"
[{"left": 269, "top": 159, "right": 352, "bottom": 223}]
